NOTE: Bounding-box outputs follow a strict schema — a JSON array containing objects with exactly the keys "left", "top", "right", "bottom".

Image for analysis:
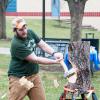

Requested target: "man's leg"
[
  {"left": 27, "top": 74, "right": 46, "bottom": 100},
  {"left": 8, "top": 76, "right": 28, "bottom": 100}
]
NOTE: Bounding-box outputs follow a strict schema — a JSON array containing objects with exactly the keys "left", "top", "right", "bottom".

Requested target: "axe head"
[
  {"left": 64, "top": 67, "right": 76, "bottom": 77},
  {"left": 64, "top": 68, "right": 77, "bottom": 83}
]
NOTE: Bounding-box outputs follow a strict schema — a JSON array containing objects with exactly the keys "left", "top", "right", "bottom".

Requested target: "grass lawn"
[
  {"left": 0, "top": 47, "right": 100, "bottom": 100},
  {"left": 6, "top": 17, "right": 100, "bottom": 39},
  {"left": 0, "top": 17, "right": 100, "bottom": 99},
  {"left": 5, "top": 17, "right": 100, "bottom": 51},
  {"left": 0, "top": 63, "right": 100, "bottom": 100}
]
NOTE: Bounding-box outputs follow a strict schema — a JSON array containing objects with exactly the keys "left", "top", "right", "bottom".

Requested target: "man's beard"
[{"left": 16, "top": 31, "right": 27, "bottom": 39}]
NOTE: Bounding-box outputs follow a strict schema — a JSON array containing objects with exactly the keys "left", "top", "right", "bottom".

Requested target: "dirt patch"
[
  {"left": 0, "top": 69, "right": 6, "bottom": 75},
  {"left": 40, "top": 65, "right": 64, "bottom": 72}
]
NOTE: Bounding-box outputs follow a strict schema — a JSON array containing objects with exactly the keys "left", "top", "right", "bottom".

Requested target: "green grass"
[
  {"left": 0, "top": 71, "right": 100, "bottom": 99},
  {"left": 6, "top": 17, "right": 100, "bottom": 39},
  {"left": 5, "top": 17, "right": 100, "bottom": 51},
  {"left": 0, "top": 54, "right": 10, "bottom": 69},
  {"left": 0, "top": 40, "right": 11, "bottom": 48},
  {"left": 0, "top": 54, "right": 100, "bottom": 99}
]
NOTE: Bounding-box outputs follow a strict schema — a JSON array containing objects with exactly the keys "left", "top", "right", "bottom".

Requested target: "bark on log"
[{"left": 67, "top": 41, "right": 91, "bottom": 94}]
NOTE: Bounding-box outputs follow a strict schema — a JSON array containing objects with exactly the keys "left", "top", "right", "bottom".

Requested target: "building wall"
[
  {"left": 17, "top": 0, "right": 42, "bottom": 12},
  {"left": 6, "top": 0, "right": 100, "bottom": 15},
  {"left": 83, "top": 0, "right": 100, "bottom": 31},
  {"left": 6, "top": 0, "right": 100, "bottom": 30},
  {"left": 85, "top": 0, "right": 100, "bottom": 12}
]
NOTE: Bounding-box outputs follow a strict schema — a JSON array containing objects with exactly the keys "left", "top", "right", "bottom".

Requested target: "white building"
[{"left": 6, "top": 0, "right": 100, "bottom": 31}]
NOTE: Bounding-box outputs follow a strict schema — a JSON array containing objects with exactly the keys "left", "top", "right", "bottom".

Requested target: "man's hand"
[{"left": 53, "top": 52, "right": 63, "bottom": 60}]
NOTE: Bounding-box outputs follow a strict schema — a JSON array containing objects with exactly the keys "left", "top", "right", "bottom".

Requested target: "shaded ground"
[{"left": 40, "top": 65, "right": 64, "bottom": 72}]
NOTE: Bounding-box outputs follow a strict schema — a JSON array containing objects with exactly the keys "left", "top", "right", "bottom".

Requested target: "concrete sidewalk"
[{"left": 0, "top": 47, "right": 10, "bottom": 55}]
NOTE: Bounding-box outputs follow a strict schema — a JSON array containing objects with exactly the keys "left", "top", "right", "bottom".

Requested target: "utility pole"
[
  {"left": 42, "top": 0, "right": 45, "bottom": 41},
  {"left": 42, "top": 0, "right": 45, "bottom": 57}
]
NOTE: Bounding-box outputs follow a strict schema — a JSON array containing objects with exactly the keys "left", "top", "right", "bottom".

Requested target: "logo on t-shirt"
[{"left": 27, "top": 39, "right": 36, "bottom": 51}]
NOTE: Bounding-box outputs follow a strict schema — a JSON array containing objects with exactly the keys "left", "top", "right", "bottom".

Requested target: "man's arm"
[
  {"left": 37, "top": 40, "right": 63, "bottom": 59},
  {"left": 37, "top": 39, "right": 55, "bottom": 55},
  {"left": 37, "top": 39, "right": 63, "bottom": 59},
  {"left": 25, "top": 52, "right": 60, "bottom": 65}
]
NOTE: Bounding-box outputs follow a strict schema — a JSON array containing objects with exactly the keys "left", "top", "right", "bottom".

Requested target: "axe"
[{"left": 60, "top": 60, "right": 77, "bottom": 83}]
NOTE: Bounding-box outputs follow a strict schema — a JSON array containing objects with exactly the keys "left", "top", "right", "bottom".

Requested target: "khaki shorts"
[{"left": 8, "top": 74, "right": 46, "bottom": 100}]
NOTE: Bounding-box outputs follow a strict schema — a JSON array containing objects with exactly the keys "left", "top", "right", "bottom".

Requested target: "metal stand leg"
[
  {"left": 92, "top": 93, "right": 98, "bottom": 100},
  {"left": 81, "top": 94, "right": 87, "bottom": 100},
  {"left": 59, "top": 92, "right": 66, "bottom": 100},
  {"left": 59, "top": 87, "right": 67, "bottom": 100},
  {"left": 59, "top": 87, "right": 98, "bottom": 100},
  {"left": 72, "top": 94, "right": 75, "bottom": 100}
]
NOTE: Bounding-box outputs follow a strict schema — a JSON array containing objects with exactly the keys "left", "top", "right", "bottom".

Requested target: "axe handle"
[{"left": 60, "top": 60, "right": 69, "bottom": 73}]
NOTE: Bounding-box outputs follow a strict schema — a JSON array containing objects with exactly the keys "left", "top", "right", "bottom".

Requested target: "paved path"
[{"left": 0, "top": 47, "right": 10, "bottom": 55}]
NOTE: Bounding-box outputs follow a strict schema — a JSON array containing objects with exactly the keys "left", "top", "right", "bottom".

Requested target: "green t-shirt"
[{"left": 8, "top": 29, "right": 41, "bottom": 77}]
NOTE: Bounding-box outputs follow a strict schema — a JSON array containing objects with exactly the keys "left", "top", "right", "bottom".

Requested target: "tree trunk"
[
  {"left": 64, "top": 0, "right": 92, "bottom": 97},
  {"left": 0, "top": 0, "right": 9, "bottom": 39},
  {"left": 68, "top": 41, "right": 91, "bottom": 95},
  {"left": 0, "top": 10, "right": 6, "bottom": 39},
  {"left": 67, "top": 0, "right": 87, "bottom": 41}
]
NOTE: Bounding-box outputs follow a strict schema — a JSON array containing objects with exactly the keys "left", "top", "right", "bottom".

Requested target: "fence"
[
  {"left": 34, "top": 38, "right": 69, "bottom": 58},
  {"left": 34, "top": 38, "right": 99, "bottom": 58}
]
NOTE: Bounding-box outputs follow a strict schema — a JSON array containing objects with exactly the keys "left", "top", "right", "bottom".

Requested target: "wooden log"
[{"left": 67, "top": 41, "right": 91, "bottom": 94}]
